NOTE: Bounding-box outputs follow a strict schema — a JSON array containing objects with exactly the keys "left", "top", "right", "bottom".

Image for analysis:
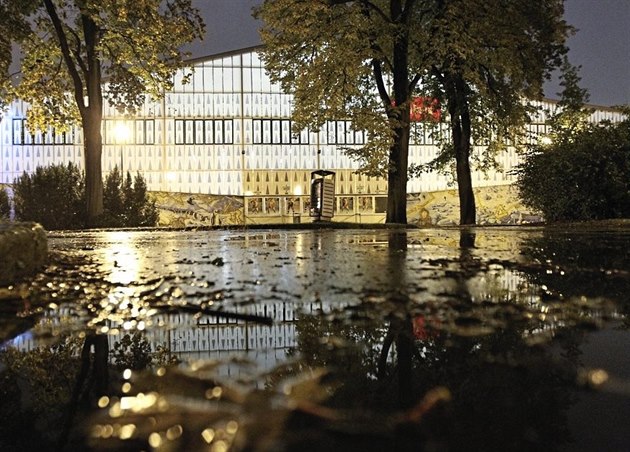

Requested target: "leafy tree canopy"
[
  {"left": 0, "top": 0, "right": 204, "bottom": 221},
  {"left": 256, "top": 0, "right": 571, "bottom": 224},
  {"left": 2, "top": 0, "right": 204, "bottom": 130},
  {"left": 0, "top": 0, "right": 36, "bottom": 112},
  {"left": 421, "top": 0, "right": 570, "bottom": 167}
]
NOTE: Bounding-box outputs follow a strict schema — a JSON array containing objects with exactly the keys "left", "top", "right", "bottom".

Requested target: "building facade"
[{"left": 0, "top": 47, "right": 624, "bottom": 225}]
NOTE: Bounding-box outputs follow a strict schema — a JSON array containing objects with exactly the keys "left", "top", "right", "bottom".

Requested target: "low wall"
[
  {"left": 150, "top": 184, "right": 541, "bottom": 227},
  {"left": 151, "top": 191, "right": 244, "bottom": 228},
  {"left": 408, "top": 184, "right": 542, "bottom": 226}
]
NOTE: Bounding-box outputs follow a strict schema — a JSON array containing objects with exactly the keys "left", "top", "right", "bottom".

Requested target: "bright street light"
[{"left": 114, "top": 122, "right": 131, "bottom": 173}]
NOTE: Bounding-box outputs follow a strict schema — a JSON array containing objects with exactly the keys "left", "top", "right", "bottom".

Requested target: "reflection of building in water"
[
  {"left": 4, "top": 301, "right": 330, "bottom": 373},
  {"left": 3, "top": 265, "right": 617, "bottom": 371}
]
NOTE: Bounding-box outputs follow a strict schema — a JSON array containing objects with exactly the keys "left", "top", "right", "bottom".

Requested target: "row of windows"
[
  {"left": 253, "top": 119, "right": 307, "bottom": 144},
  {"left": 103, "top": 120, "right": 155, "bottom": 145},
  {"left": 251, "top": 120, "right": 368, "bottom": 145},
  {"left": 12, "top": 119, "right": 76, "bottom": 145},
  {"left": 15, "top": 117, "right": 539, "bottom": 148},
  {"left": 174, "top": 119, "right": 234, "bottom": 145},
  {"left": 11, "top": 118, "right": 367, "bottom": 147},
  {"left": 326, "top": 120, "right": 366, "bottom": 145}
]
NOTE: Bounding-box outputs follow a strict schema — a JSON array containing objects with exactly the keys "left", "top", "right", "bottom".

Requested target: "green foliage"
[
  {"left": 0, "top": 0, "right": 37, "bottom": 116},
  {"left": 12, "top": 163, "right": 158, "bottom": 229},
  {"left": 112, "top": 331, "right": 179, "bottom": 371},
  {"left": 516, "top": 118, "right": 630, "bottom": 221},
  {"left": 0, "top": 185, "right": 9, "bottom": 220},
  {"left": 13, "top": 162, "right": 86, "bottom": 230},
  {"left": 102, "top": 166, "right": 159, "bottom": 227},
  {"left": 0, "top": 335, "right": 83, "bottom": 448},
  {"left": 8, "top": 0, "right": 205, "bottom": 125},
  {"left": 255, "top": 0, "right": 421, "bottom": 176},
  {"left": 256, "top": 0, "right": 570, "bottom": 224},
  {"left": 3, "top": 0, "right": 204, "bottom": 221},
  {"left": 419, "top": 0, "right": 570, "bottom": 224},
  {"left": 102, "top": 166, "right": 125, "bottom": 226},
  {"left": 546, "top": 56, "right": 592, "bottom": 144}
]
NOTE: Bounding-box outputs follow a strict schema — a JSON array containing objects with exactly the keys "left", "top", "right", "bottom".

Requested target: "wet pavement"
[{"left": 1, "top": 225, "right": 629, "bottom": 451}]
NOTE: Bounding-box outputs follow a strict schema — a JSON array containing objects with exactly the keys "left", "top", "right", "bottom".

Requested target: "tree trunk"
[
  {"left": 83, "top": 109, "right": 104, "bottom": 224},
  {"left": 396, "top": 317, "right": 414, "bottom": 409},
  {"left": 449, "top": 76, "right": 476, "bottom": 225},
  {"left": 385, "top": 0, "right": 410, "bottom": 224},
  {"left": 456, "top": 147, "right": 476, "bottom": 225},
  {"left": 386, "top": 129, "right": 410, "bottom": 224}
]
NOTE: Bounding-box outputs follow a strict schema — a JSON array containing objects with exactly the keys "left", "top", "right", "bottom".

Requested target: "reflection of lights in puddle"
[
  {"left": 87, "top": 287, "right": 155, "bottom": 331},
  {"left": 103, "top": 231, "right": 142, "bottom": 285}
]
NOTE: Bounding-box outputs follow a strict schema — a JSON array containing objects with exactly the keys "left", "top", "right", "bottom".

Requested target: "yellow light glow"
[
  {"left": 201, "top": 428, "right": 215, "bottom": 443},
  {"left": 166, "top": 172, "right": 177, "bottom": 182},
  {"left": 114, "top": 122, "right": 131, "bottom": 144},
  {"left": 166, "top": 424, "right": 184, "bottom": 440},
  {"left": 119, "top": 424, "right": 136, "bottom": 440},
  {"left": 589, "top": 369, "right": 609, "bottom": 386},
  {"left": 103, "top": 231, "right": 142, "bottom": 285},
  {"left": 293, "top": 185, "right": 303, "bottom": 196},
  {"left": 226, "top": 420, "right": 239, "bottom": 435},
  {"left": 98, "top": 396, "right": 110, "bottom": 408},
  {"left": 148, "top": 432, "right": 163, "bottom": 448}
]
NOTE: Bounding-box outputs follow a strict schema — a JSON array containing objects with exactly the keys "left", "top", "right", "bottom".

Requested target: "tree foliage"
[
  {"left": 13, "top": 163, "right": 158, "bottom": 229},
  {"left": 516, "top": 114, "right": 630, "bottom": 222},
  {"left": 102, "top": 166, "right": 159, "bottom": 227},
  {"left": 0, "top": 335, "right": 84, "bottom": 448},
  {"left": 0, "top": 0, "right": 36, "bottom": 113},
  {"left": 112, "top": 331, "right": 179, "bottom": 371},
  {"left": 255, "top": 0, "right": 570, "bottom": 224},
  {"left": 421, "top": 0, "right": 570, "bottom": 224},
  {"left": 0, "top": 186, "right": 10, "bottom": 220},
  {"left": 13, "top": 162, "right": 86, "bottom": 230},
  {"left": 1, "top": 0, "right": 204, "bottom": 222},
  {"left": 545, "top": 56, "right": 592, "bottom": 144},
  {"left": 516, "top": 63, "right": 629, "bottom": 222}
]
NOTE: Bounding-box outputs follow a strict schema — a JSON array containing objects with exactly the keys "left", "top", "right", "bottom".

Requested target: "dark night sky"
[{"left": 189, "top": 0, "right": 629, "bottom": 107}]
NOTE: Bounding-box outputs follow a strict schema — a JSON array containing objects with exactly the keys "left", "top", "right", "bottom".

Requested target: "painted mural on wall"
[
  {"left": 152, "top": 191, "right": 244, "bottom": 227},
  {"left": 407, "top": 184, "right": 543, "bottom": 226},
  {"left": 3, "top": 182, "right": 541, "bottom": 227}
]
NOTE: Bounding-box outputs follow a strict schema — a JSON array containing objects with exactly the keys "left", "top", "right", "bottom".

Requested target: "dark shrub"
[
  {"left": 102, "top": 166, "right": 158, "bottom": 227},
  {"left": 13, "top": 163, "right": 86, "bottom": 229},
  {"left": 128, "top": 172, "right": 159, "bottom": 226},
  {"left": 101, "top": 166, "right": 125, "bottom": 227},
  {"left": 0, "top": 186, "right": 10, "bottom": 220},
  {"left": 516, "top": 119, "right": 630, "bottom": 222},
  {"left": 13, "top": 164, "right": 158, "bottom": 229}
]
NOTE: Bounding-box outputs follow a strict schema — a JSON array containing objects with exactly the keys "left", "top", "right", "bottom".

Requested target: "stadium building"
[{"left": 0, "top": 46, "right": 624, "bottom": 226}]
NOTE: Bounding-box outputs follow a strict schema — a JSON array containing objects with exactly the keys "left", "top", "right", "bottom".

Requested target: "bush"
[
  {"left": 112, "top": 331, "right": 179, "bottom": 371},
  {"left": 13, "top": 164, "right": 158, "bottom": 229},
  {"left": 102, "top": 166, "right": 158, "bottom": 227},
  {"left": 0, "top": 186, "right": 10, "bottom": 220},
  {"left": 516, "top": 119, "right": 630, "bottom": 222},
  {"left": 13, "top": 163, "right": 86, "bottom": 229}
]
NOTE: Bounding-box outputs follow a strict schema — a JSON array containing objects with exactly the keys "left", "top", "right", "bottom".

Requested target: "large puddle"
[{"left": 1, "top": 226, "right": 629, "bottom": 451}]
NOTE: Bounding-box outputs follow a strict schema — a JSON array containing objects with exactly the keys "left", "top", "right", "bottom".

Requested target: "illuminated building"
[{"left": 0, "top": 47, "right": 624, "bottom": 225}]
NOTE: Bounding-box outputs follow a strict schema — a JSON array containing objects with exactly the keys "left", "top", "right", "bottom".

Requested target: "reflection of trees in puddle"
[
  {"left": 287, "top": 298, "right": 580, "bottom": 450},
  {"left": 0, "top": 331, "right": 181, "bottom": 450},
  {"left": 2, "top": 228, "right": 628, "bottom": 450}
]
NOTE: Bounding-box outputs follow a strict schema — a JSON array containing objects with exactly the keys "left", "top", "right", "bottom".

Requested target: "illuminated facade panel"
[{"left": 0, "top": 47, "right": 625, "bottom": 222}]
